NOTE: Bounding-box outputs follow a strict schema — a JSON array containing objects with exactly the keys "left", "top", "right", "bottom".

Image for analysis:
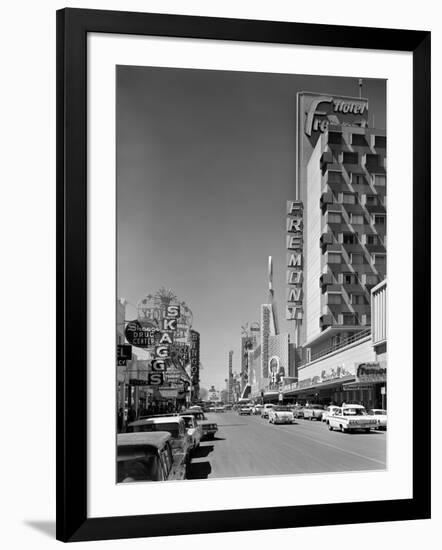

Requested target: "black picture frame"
[{"left": 56, "top": 7, "right": 431, "bottom": 543}]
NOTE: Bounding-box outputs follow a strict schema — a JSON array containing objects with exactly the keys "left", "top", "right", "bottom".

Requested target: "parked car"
[
  {"left": 322, "top": 405, "right": 341, "bottom": 424},
  {"left": 327, "top": 404, "right": 378, "bottom": 433},
  {"left": 127, "top": 416, "right": 192, "bottom": 463},
  {"left": 303, "top": 404, "right": 325, "bottom": 421},
  {"left": 268, "top": 406, "right": 295, "bottom": 424},
  {"left": 180, "top": 414, "right": 202, "bottom": 449},
  {"left": 368, "top": 409, "right": 387, "bottom": 430},
  {"left": 238, "top": 405, "right": 252, "bottom": 415},
  {"left": 253, "top": 404, "right": 263, "bottom": 415},
  {"left": 214, "top": 405, "right": 225, "bottom": 412},
  {"left": 261, "top": 404, "right": 275, "bottom": 419},
  {"left": 117, "top": 431, "right": 186, "bottom": 482},
  {"left": 180, "top": 409, "right": 218, "bottom": 440},
  {"left": 291, "top": 405, "right": 304, "bottom": 419}
]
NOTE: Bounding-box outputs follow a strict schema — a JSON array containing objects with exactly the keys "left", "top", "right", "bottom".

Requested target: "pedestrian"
[
  {"left": 127, "top": 406, "right": 136, "bottom": 423},
  {"left": 117, "top": 407, "right": 123, "bottom": 432}
]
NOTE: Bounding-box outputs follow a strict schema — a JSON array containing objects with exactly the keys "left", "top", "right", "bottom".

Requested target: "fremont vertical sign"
[{"left": 286, "top": 200, "right": 303, "bottom": 321}]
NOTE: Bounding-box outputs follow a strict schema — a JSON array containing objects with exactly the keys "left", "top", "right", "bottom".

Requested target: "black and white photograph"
[{"left": 116, "top": 66, "right": 388, "bottom": 483}]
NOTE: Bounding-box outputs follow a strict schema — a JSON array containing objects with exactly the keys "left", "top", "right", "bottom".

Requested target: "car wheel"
[
  {"left": 340, "top": 425, "right": 347, "bottom": 433},
  {"left": 365, "top": 429, "right": 371, "bottom": 433},
  {"left": 328, "top": 424, "right": 333, "bottom": 431}
]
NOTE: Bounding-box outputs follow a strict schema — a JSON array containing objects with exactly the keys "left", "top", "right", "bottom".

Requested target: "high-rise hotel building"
[
  {"left": 304, "top": 119, "right": 386, "bottom": 349},
  {"left": 283, "top": 91, "right": 387, "bottom": 408}
]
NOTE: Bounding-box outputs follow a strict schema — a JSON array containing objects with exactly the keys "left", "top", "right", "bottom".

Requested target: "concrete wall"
[{"left": 305, "top": 142, "right": 323, "bottom": 342}]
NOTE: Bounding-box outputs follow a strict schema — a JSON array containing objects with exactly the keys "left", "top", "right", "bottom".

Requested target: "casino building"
[{"left": 282, "top": 90, "right": 387, "bottom": 409}]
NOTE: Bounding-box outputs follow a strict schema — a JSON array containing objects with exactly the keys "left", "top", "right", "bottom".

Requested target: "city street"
[{"left": 187, "top": 411, "right": 386, "bottom": 479}]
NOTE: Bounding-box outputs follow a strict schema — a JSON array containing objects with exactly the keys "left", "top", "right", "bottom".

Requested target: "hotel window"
[
  {"left": 342, "top": 233, "right": 357, "bottom": 244},
  {"left": 361, "top": 314, "right": 371, "bottom": 326},
  {"left": 350, "top": 294, "right": 367, "bottom": 305},
  {"left": 350, "top": 213, "right": 364, "bottom": 224},
  {"left": 340, "top": 313, "right": 357, "bottom": 325},
  {"left": 351, "top": 134, "right": 367, "bottom": 146},
  {"left": 363, "top": 273, "right": 378, "bottom": 285},
  {"left": 327, "top": 293, "right": 342, "bottom": 305},
  {"left": 350, "top": 253, "right": 364, "bottom": 265},
  {"left": 342, "top": 192, "right": 356, "bottom": 205},
  {"left": 351, "top": 173, "right": 365, "bottom": 185},
  {"left": 365, "top": 234, "right": 380, "bottom": 245},
  {"left": 341, "top": 272, "right": 357, "bottom": 285},
  {"left": 373, "top": 214, "right": 386, "bottom": 225},
  {"left": 374, "top": 136, "right": 386, "bottom": 148},
  {"left": 327, "top": 252, "right": 342, "bottom": 264},
  {"left": 328, "top": 131, "right": 341, "bottom": 144},
  {"left": 327, "top": 171, "right": 342, "bottom": 183},
  {"left": 373, "top": 174, "right": 386, "bottom": 186},
  {"left": 327, "top": 212, "right": 341, "bottom": 224},
  {"left": 343, "top": 152, "right": 358, "bottom": 164},
  {"left": 365, "top": 195, "right": 378, "bottom": 206},
  {"left": 372, "top": 253, "right": 386, "bottom": 266}
]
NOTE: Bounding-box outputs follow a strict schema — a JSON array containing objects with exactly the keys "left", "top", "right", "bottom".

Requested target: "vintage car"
[
  {"left": 291, "top": 405, "right": 304, "bottom": 419},
  {"left": 322, "top": 405, "right": 341, "bottom": 424},
  {"left": 117, "top": 431, "right": 186, "bottom": 482},
  {"left": 368, "top": 408, "right": 387, "bottom": 430},
  {"left": 303, "top": 404, "right": 325, "bottom": 421},
  {"left": 253, "top": 404, "right": 263, "bottom": 415},
  {"left": 180, "top": 414, "right": 203, "bottom": 449},
  {"left": 180, "top": 409, "right": 218, "bottom": 440},
  {"left": 127, "top": 416, "right": 192, "bottom": 463},
  {"left": 261, "top": 404, "right": 275, "bottom": 419},
  {"left": 238, "top": 405, "right": 252, "bottom": 415},
  {"left": 214, "top": 404, "right": 225, "bottom": 413},
  {"left": 328, "top": 404, "right": 378, "bottom": 433},
  {"left": 268, "top": 406, "right": 295, "bottom": 424}
]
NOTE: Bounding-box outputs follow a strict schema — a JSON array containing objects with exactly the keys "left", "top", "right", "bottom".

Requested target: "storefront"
[{"left": 342, "top": 361, "right": 387, "bottom": 410}]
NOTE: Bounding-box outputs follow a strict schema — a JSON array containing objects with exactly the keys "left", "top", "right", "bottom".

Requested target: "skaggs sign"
[{"left": 304, "top": 96, "right": 368, "bottom": 137}]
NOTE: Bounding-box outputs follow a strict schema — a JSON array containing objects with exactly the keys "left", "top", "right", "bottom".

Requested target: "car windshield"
[
  {"left": 128, "top": 423, "right": 180, "bottom": 438},
  {"left": 117, "top": 456, "right": 159, "bottom": 482},
  {"left": 371, "top": 410, "right": 386, "bottom": 415},
  {"left": 343, "top": 408, "right": 367, "bottom": 416}
]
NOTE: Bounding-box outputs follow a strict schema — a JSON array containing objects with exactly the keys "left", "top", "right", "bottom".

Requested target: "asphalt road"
[{"left": 187, "top": 411, "right": 386, "bottom": 479}]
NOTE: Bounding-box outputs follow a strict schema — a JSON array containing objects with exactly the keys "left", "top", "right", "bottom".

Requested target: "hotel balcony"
[
  {"left": 320, "top": 191, "right": 335, "bottom": 211},
  {"left": 320, "top": 150, "right": 333, "bottom": 171},
  {"left": 319, "top": 314, "right": 334, "bottom": 329}
]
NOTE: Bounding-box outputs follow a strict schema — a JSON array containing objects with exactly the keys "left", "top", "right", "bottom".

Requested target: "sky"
[{"left": 116, "top": 65, "right": 386, "bottom": 391}]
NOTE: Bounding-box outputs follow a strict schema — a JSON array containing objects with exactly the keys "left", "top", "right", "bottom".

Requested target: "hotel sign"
[
  {"left": 304, "top": 96, "right": 368, "bottom": 137},
  {"left": 286, "top": 200, "right": 303, "bottom": 321},
  {"left": 356, "top": 362, "right": 386, "bottom": 383}
]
